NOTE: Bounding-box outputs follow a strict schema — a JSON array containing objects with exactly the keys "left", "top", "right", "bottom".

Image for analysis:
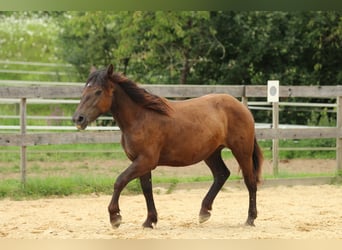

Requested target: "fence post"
[
  {"left": 337, "top": 96, "right": 342, "bottom": 176},
  {"left": 20, "top": 98, "right": 27, "bottom": 185},
  {"left": 268, "top": 80, "right": 280, "bottom": 176},
  {"left": 272, "top": 102, "right": 279, "bottom": 176},
  {"left": 242, "top": 86, "right": 248, "bottom": 107}
]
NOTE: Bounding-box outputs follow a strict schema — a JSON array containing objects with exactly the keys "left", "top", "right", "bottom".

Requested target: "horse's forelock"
[{"left": 86, "top": 69, "right": 109, "bottom": 88}]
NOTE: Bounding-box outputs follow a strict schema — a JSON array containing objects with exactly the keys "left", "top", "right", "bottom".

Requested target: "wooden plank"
[
  {"left": 0, "top": 125, "right": 118, "bottom": 131},
  {"left": 245, "top": 86, "right": 266, "bottom": 97},
  {"left": 245, "top": 85, "right": 342, "bottom": 98},
  {"left": 1, "top": 128, "right": 341, "bottom": 147},
  {"left": 1, "top": 85, "right": 342, "bottom": 99},
  {"left": 256, "top": 127, "right": 341, "bottom": 140},
  {"left": 0, "top": 131, "right": 122, "bottom": 146},
  {"left": 282, "top": 85, "right": 342, "bottom": 98},
  {"left": 0, "top": 86, "right": 83, "bottom": 99},
  {"left": 0, "top": 85, "right": 247, "bottom": 99},
  {"left": 26, "top": 131, "right": 122, "bottom": 146},
  {"left": 144, "top": 85, "right": 245, "bottom": 98}
]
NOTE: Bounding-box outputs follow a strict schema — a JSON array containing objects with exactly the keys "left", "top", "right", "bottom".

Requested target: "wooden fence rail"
[
  {"left": 1, "top": 84, "right": 342, "bottom": 183},
  {"left": 1, "top": 84, "right": 342, "bottom": 99}
]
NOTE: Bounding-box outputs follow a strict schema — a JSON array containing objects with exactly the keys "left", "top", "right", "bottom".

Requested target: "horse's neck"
[{"left": 111, "top": 85, "right": 141, "bottom": 131}]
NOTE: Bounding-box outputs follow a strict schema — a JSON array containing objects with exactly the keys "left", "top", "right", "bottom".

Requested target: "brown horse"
[{"left": 72, "top": 64, "right": 263, "bottom": 229}]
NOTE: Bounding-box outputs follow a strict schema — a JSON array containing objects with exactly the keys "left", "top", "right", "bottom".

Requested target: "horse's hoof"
[
  {"left": 110, "top": 214, "right": 122, "bottom": 228},
  {"left": 142, "top": 215, "right": 157, "bottom": 228},
  {"left": 142, "top": 221, "right": 155, "bottom": 229},
  {"left": 245, "top": 218, "right": 255, "bottom": 227},
  {"left": 199, "top": 210, "right": 211, "bottom": 223}
]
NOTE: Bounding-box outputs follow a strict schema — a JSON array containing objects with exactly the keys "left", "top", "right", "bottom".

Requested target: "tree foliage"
[
  {"left": 58, "top": 12, "right": 119, "bottom": 78},
  {"left": 116, "top": 11, "right": 223, "bottom": 84},
  {"left": 207, "top": 11, "right": 342, "bottom": 86},
  {"left": 56, "top": 11, "right": 342, "bottom": 86}
]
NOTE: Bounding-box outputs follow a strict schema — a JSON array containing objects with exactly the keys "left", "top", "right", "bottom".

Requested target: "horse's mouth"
[{"left": 76, "top": 123, "right": 87, "bottom": 130}]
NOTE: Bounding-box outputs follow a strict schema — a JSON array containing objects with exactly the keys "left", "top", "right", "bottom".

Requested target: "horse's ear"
[
  {"left": 89, "top": 65, "right": 97, "bottom": 73},
  {"left": 107, "top": 64, "right": 114, "bottom": 76}
]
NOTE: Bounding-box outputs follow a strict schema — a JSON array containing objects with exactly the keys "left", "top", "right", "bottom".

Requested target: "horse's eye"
[{"left": 95, "top": 90, "right": 102, "bottom": 96}]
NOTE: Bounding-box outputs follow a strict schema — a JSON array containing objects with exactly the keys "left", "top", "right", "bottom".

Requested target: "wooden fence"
[{"left": 1, "top": 84, "right": 342, "bottom": 183}]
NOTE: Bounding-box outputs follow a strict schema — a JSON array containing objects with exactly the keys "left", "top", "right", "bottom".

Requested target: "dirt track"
[{"left": 1, "top": 184, "right": 342, "bottom": 239}]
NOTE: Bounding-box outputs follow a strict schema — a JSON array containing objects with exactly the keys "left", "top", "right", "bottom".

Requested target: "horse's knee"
[{"left": 114, "top": 178, "right": 125, "bottom": 191}]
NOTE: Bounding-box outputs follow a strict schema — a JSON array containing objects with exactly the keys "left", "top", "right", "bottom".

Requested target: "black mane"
[{"left": 87, "top": 69, "right": 173, "bottom": 116}]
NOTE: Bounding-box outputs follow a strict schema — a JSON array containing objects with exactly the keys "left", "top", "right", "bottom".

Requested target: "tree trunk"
[{"left": 180, "top": 49, "right": 190, "bottom": 85}]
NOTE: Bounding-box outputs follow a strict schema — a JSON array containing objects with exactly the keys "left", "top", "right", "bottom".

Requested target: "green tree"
[
  {"left": 57, "top": 11, "right": 223, "bottom": 84},
  {"left": 207, "top": 11, "right": 342, "bottom": 86},
  {"left": 114, "top": 11, "right": 223, "bottom": 84},
  {"left": 58, "top": 11, "right": 119, "bottom": 79},
  {"left": 299, "top": 11, "right": 342, "bottom": 85},
  {"left": 57, "top": 11, "right": 342, "bottom": 86}
]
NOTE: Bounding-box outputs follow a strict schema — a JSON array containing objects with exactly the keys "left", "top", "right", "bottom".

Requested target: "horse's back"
[
  {"left": 170, "top": 93, "right": 253, "bottom": 126},
  {"left": 157, "top": 94, "right": 255, "bottom": 166}
]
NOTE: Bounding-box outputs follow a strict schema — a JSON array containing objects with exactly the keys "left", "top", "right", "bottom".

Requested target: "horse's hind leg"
[
  {"left": 139, "top": 171, "right": 158, "bottom": 228},
  {"left": 199, "top": 149, "right": 230, "bottom": 223},
  {"left": 232, "top": 151, "right": 258, "bottom": 226}
]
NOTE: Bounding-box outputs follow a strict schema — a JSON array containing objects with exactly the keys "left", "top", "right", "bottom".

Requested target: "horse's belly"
[
  {"left": 158, "top": 139, "right": 221, "bottom": 166},
  {"left": 158, "top": 155, "right": 205, "bottom": 167}
]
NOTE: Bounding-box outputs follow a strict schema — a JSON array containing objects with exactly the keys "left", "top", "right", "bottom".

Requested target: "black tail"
[{"left": 252, "top": 137, "right": 263, "bottom": 184}]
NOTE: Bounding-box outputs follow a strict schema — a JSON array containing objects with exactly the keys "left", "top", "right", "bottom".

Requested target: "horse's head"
[{"left": 72, "top": 64, "right": 115, "bottom": 130}]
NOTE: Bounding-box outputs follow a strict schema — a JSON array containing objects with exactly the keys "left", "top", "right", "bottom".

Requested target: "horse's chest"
[
  {"left": 121, "top": 132, "right": 151, "bottom": 161},
  {"left": 120, "top": 137, "right": 136, "bottom": 161}
]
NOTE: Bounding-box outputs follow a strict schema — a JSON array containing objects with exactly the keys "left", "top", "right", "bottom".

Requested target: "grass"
[
  {"left": 258, "top": 138, "right": 336, "bottom": 159},
  {"left": 0, "top": 171, "right": 339, "bottom": 200},
  {"left": 0, "top": 175, "right": 137, "bottom": 200},
  {"left": 0, "top": 174, "right": 238, "bottom": 200}
]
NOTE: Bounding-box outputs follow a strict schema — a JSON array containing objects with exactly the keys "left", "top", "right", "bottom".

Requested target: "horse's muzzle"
[{"left": 72, "top": 113, "right": 88, "bottom": 130}]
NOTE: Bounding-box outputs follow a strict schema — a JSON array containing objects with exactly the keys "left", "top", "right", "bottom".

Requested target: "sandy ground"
[{"left": 1, "top": 184, "right": 342, "bottom": 239}]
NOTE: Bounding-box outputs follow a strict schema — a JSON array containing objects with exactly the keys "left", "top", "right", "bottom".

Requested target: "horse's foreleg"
[
  {"left": 200, "top": 150, "right": 230, "bottom": 223},
  {"left": 108, "top": 159, "right": 151, "bottom": 228},
  {"left": 139, "top": 171, "right": 158, "bottom": 228}
]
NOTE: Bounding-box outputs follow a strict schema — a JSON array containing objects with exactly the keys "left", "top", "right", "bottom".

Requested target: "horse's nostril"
[
  {"left": 77, "top": 115, "right": 85, "bottom": 123},
  {"left": 73, "top": 114, "right": 88, "bottom": 130},
  {"left": 73, "top": 114, "right": 86, "bottom": 125}
]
